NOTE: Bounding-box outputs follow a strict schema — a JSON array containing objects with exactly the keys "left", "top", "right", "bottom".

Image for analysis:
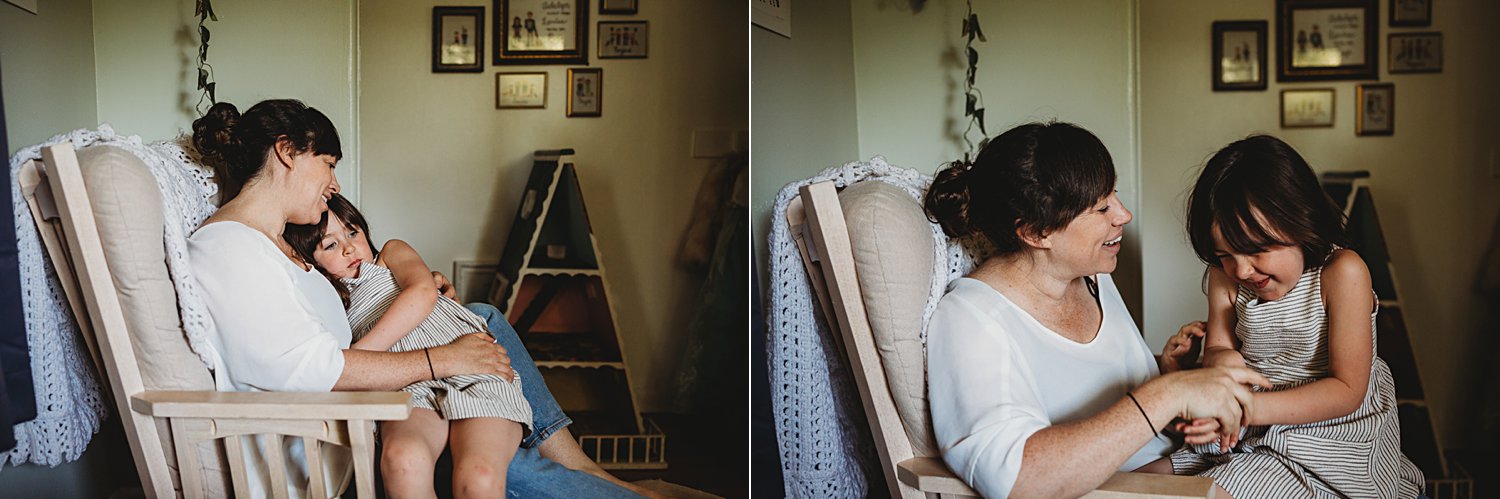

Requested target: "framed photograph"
[
  {"left": 493, "top": 0, "right": 589, "bottom": 65},
  {"left": 1212, "top": 21, "right": 1268, "bottom": 91},
  {"left": 1356, "top": 83, "right": 1394, "bottom": 136},
  {"left": 598, "top": 21, "right": 648, "bottom": 59},
  {"left": 599, "top": 0, "right": 638, "bottom": 15},
  {"left": 1280, "top": 88, "right": 1335, "bottom": 128},
  {"left": 496, "top": 72, "right": 547, "bottom": 109},
  {"left": 1390, "top": 0, "right": 1431, "bottom": 27},
  {"left": 566, "top": 68, "right": 602, "bottom": 117},
  {"left": 1389, "top": 32, "right": 1442, "bottom": 73},
  {"left": 432, "top": 7, "right": 485, "bottom": 73},
  {"left": 1275, "top": 0, "right": 1378, "bottom": 82}
]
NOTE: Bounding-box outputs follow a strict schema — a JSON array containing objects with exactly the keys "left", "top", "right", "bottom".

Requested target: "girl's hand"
[
  {"left": 1156, "top": 366, "right": 1271, "bottom": 442},
  {"left": 1174, "top": 418, "right": 1222, "bottom": 446},
  {"left": 1159, "top": 321, "right": 1206, "bottom": 373}
]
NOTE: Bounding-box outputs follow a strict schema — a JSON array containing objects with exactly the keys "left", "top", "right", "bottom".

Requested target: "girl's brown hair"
[{"left": 284, "top": 193, "right": 375, "bottom": 306}]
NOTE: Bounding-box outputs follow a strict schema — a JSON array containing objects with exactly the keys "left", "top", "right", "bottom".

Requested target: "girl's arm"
[
  {"left": 1246, "top": 250, "right": 1374, "bottom": 426},
  {"left": 350, "top": 239, "right": 440, "bottom": 352},
  {"left": 1201, "top": 267, "right": 1246, "bottom": 369}
]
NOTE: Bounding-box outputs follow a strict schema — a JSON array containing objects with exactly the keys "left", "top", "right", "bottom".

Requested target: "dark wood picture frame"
[
  {"left": 432, "top": 6, "right": 485, "bottom": 73},
  {"left": 1356, "top": 83, "right": 1395, "bottom": 136},
  {"left": 1389, "top": 0, "right": 1432, "bottom": 27},
  {"left": 1212, "top": 21, "right": 1268, "bottom": 91},
  {"left": 1280, "top": 88, "right": 1336, "bottom": 128},
  {"left": 1388, "top": 32, "right": 1442, "bottom": 73},
  {"left": 1275, "top": 0, "right": 1379, "bottom": 82},
  {"left": 598, "top": 21, "right": 648, "bottom": 59},
  {"left": 566, "top": 68, "right": 602, "bottom": 117},
  {"left": 599, "top": 0, "right": 638, "bottom": 15},
  {"left": 494, "top": 0, "right": 589, "bottom": 66}
]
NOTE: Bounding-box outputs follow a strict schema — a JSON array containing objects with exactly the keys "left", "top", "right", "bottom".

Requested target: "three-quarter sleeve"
[
  {"left": 928, "top": 292, "right": 1052, "bottom": 499},
  {"left": 189, "top": 224, "right": 345, "bottom": 392}
]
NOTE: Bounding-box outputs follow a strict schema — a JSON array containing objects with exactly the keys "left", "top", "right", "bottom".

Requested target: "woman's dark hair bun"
[
  {"left": 924, "top": 160, "right": 974, "bottom": 238},
  {"left": 192, "top": 102, "right": 244, "bottom": 175}
]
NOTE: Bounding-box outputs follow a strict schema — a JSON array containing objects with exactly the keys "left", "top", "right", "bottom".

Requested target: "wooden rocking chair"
[
  {"left": 19, "top": 142, "right": 410, "bottom": 498},
  {"left": 788, "top": 180, "right": 1214, "bottom": 498}
]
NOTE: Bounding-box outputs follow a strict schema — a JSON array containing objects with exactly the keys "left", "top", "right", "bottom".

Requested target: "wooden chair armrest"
[
  {"left": 896, "top": 457, "right": 1215, "bottom": 498},
  {"left": 131, "top": 390, "right": 412, "bottom": 421}
]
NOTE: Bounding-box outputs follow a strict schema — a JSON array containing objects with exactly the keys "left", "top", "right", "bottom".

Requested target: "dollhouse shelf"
[{"left": 487, "top": 149, "right": 665, "bottom": 470}]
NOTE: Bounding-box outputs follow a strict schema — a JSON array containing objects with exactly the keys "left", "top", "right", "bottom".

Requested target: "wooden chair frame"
[
  {"left": 788, "top": 181, "right": 1214, "bottom": 499},
  {"left": 21, "top": 143, "right": 411, "bottom": 498}
]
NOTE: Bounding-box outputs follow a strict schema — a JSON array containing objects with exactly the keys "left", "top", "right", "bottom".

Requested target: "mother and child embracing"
[
  {"left": 924, "top": 122, "right": 1426, "bottom": 498},
  {"left": 184, "top": 99, "right": 658, "bottom": 498}
]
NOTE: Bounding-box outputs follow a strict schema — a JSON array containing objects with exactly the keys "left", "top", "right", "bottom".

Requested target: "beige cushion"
[
  {"left": 839, "top": 181, "right": 939, "bottom": 457},
  {"left": 75, "top": 145, "right": 228, "bottom": 496}
]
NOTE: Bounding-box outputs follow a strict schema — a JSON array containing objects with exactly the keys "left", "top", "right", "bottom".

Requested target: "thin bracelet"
[
  {"left": 1125, "top": 391, "right": 1156, "bottom": 437},
  {"left": 423, "top": 347, "right": 436, "bottom": 380}
]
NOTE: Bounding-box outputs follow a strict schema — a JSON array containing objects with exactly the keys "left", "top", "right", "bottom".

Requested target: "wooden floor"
[{"left": 615, "top": 412, "right": 748, "bottom": 498}]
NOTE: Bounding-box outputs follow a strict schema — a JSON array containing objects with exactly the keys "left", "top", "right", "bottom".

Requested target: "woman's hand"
[
  {"left": 1151, "top": 366, "right": 1271, "bottom": 446},
  {"left": 430, "top": 271, "right": 457, "bottom": 299},
  {"left": 430, "top": 333, "right": 514, "bottom": 381},
  {"left": 1159, "top": 321, "right": 1205, "bottom": 373}
]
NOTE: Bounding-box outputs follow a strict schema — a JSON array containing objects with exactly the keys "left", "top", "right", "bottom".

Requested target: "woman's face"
[
  {"left": 1042, "top": 189, "right": 1133, "bottom": 276},
  {"left": 312, "top": 213, "right": 374, "bottom": 280},
  {"left": 287, "top": 152, "right": 340, "bottom": 225}
]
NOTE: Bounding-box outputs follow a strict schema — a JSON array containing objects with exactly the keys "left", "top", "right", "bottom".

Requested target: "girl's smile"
[{"left": 1210, "top": 223, "right": 1305, "bottom": 302}]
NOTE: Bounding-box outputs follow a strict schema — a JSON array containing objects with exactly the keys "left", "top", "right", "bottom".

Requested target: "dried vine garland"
[
  {"left": 960, "top": 0, "right": 988, "bottom": 161},
  {"left": 195, "top": 0, "right": 219, "bottom": 114}
]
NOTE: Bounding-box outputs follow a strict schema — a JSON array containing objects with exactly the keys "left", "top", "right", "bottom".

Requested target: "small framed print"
[
  {"left": 494, "top": 0, "right": 589, "bottom": 65},
  {"left": 1212, "top": 21, "right": 1268, "bottom": 91},
  {"left": 432, "top": 7, "right": 485, "bottom": 73},
  {"left": 1276, "top": 0, "right": 1378, "bottom": 82},
  {"left": 1389, "top": 32, "right": 1441, "bottom": 73},
  {"left": 598, "top": 21, "right": 648, "bottom": 59},
  {"left": 567, "top": 68, "right": 602, "bottom": 117},
  {"left": 1356, "top": 83, "right": 1394, "bottom": 136},
  {"left": 496, "top": 72, "right": 547, "bottom": 109},
  {"left": 600, "top": 0, "right": 638, "bottom": 15},
  {"left": 1390, "top": 0, "right": 1431, "bottom": 27},
  {"left": 1281, "top": 88, "right": 1335, "bottom": 128}
]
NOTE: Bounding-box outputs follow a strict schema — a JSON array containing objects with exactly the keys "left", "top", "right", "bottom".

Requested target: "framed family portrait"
[
  {"left": 598, "top": 21, "right": 648, "bottom": 59},
  {"left": 1275, "top": 0, "right": 1378, "bottom": 82},
  {"left": 1356, "top": 83, "right": 1394, "bottom": 136},
  {"left": 1390, "top": 0, "right": 1432, "bottom": 27},
  {"left": 567, "top": 68, "right": 602, "bottom": 117},
  {"left": 432, "top": 7, "right": 485, "bottom": 73},
  {"left": 1212, "top": 21, "right": 1267, "bottom": 91},
  {"left": 493, "top": 0, "right": 589, "bottom": 65},
  {"left": 1281, "top": 88, "right": 1335, "bottom": 128},
  {"left": 1389, "top": 32, "right": 1442, "bottom": 73},
  {"left": 496, "top": 72, "right": 547, "bottom": 109},
  {"left": 599, "top": 0, "right": 638, "bottom": 15}
]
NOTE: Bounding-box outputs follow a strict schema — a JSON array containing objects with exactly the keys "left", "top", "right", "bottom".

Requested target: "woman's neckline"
[
  {"left": 961, "top": 275, "right": 1106, "bottom": 346},
  {"left": 199, "top": 220, "right": 314, "bottom": 273}
]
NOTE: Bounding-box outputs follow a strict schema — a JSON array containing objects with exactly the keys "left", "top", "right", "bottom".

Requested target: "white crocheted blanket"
[
  {"left": 766, "top": 157, "right": 990, "bottom": 498},
  {"left": 4, "top": 125, "right": 222, "bottom": 467}
]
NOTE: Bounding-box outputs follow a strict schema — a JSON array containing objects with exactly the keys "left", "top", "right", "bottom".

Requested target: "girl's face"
[
  {"left": 1043, "top": 189, "right": 1133, "bottom": 276},
  {"left": 287, "top": 152, "right": 341, "bottom": 225},
  {"left": 1210, "top": 222, "right": 1305, "bottom": 301},
  {"left": 312, "top": 213, "right": 373, "bottom": 280}
]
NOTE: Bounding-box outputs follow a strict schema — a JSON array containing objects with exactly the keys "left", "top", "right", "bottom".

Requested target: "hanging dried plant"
[
  {"left": 195, "top": 0, "right": 219, "bottom": 114},
  {"left": 960, "top": 0, "right": 988, "bottom": 162}
]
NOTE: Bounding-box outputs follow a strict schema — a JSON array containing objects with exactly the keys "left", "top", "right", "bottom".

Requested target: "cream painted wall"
[
  {"left": 0, "top": 0, "right": 97, "bottom": 153},
  {"left": 846, "top": 0, "right": 1146, "bottom": 323},
  {"left": 92, "top": 0, "right": 361, "bottom": 196},
  {"left": 1140, "top": 0, "right": 1500, "bottom": 451},
  {"left": 750, "top": 0, "right": 860, "bottom": 286},
  {"left": 358, "top": 0, "right": 746, "bottom": 412}
]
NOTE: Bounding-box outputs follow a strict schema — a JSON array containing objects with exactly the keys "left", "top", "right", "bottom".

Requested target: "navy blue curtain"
[{"left": 0, "top": 55, "right": 34, "bottom": 453}]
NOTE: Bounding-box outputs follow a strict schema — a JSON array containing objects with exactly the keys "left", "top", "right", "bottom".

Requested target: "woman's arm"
[
  {"left": 334, "top": 333, "right": 513, "bottom": 390},
  {"left": 350, "top": 240, "right": 439, "bottom": 351},
  {"left": 1201, "top": 268, "right": 1247, "bottom": 369},
  {"left": 1245, "top": 251, "right": 1373, "bottom": 426}
]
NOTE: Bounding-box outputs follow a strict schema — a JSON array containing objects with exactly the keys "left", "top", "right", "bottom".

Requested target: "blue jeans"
[{"left": 464, "top": 303, "right": 640, "bottom": 498}]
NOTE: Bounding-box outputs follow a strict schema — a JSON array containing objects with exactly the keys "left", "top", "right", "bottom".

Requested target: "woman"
[
  {"left": 922, "top": 122, "right": 1271, "bottom": 499},
  {"left": 187, "top": 99, "right": 645, "bottom": 498}
]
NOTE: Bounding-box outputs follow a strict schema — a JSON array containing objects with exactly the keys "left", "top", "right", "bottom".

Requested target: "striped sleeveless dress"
[
  {"left": 1170, "top": 266, "right": 1423, "bottom": 498},
  {"left": 343, "top": 263, "right": 531, "bottom": 428}
]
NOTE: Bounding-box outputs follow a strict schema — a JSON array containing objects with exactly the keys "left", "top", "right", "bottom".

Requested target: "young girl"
[
  {"left": 1172, "top": 135, "right": 1423, "bottom": 498},
  {"left": 286, "top": 194, "right": 531, "bottom": 497}
]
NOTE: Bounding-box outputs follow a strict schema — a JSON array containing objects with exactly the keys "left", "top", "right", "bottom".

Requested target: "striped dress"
[
  {"left": 343, "top": 262, "right": 532, "bottom": 427},
  {"left": 1170, "top": 266, "right": 1423, "bottom": 498}
]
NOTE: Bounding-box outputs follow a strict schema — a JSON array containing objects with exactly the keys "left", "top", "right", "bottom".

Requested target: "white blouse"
[{"left": 927, "top": 274, "right": 1171, "bottom": 498}]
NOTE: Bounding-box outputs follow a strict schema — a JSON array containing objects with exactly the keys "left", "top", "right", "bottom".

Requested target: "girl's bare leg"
[
  {"left": 450, "top": 417, "right": 522, "bottom": 499},
  {"left": 380, "top": 408, "right": 449, "bottom": 499}
]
